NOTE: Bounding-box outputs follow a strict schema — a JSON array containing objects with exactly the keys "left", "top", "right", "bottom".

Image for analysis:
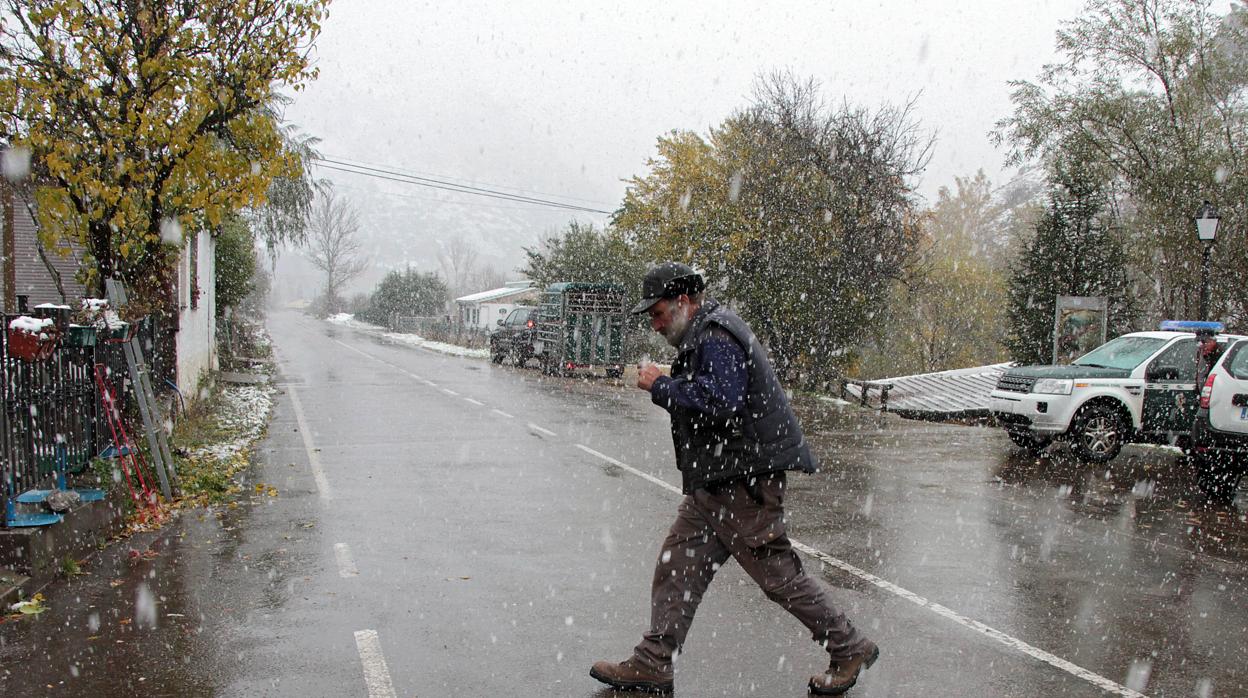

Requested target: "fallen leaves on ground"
[
  {"left": 126, "top": 548, "right": 160, "bottom": 564},
  {"left": 7, "top": 593, "right": 47, "bottom": 617}
]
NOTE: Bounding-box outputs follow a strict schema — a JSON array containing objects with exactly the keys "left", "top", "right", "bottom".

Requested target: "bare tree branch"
[{"left": 305, "top": 188, "right": 368, "bottom": 314}]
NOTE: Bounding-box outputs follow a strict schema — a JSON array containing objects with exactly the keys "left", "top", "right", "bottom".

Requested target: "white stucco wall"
[{"left": 176, "top": 231, "right": 217, "bottom": 402}]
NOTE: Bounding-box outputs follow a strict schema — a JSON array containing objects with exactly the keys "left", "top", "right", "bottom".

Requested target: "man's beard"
[{"left": 663, "top": 307, "right": 690, "bottom": 347}]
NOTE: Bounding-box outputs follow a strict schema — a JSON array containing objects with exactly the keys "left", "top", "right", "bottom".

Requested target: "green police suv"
[{"left": 990, "top": 322, "right": 1246, "bottom": 463}]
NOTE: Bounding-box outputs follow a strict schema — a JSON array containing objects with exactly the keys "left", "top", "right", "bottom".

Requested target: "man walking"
[{"left": 590, "top": 262, "right": 878, "bottom": 695}]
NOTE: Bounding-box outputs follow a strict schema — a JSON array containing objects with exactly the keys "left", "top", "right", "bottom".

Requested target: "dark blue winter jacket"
[{"left": 650, "top": 299, "right": 818, "bottom": 493}]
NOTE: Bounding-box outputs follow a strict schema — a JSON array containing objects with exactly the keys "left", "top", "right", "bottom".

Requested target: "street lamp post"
[{"left": 1194, "top": 201, "right": 1220, "bottom": 321}]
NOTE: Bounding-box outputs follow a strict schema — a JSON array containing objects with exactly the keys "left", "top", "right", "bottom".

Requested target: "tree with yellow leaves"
[
  {"left": 0, "top": 0, "right": 329, "bottom": 306},
  {"left": 617, "top": 73, "right": 932, "bottom": 387}
]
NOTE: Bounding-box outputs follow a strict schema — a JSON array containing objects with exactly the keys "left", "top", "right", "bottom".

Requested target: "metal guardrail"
[
  {"left": 839, "top": 378, "right": 894, "bottom": 411},
  {"left": 1, "top": 315, "right": 147, "bottom": 526}
]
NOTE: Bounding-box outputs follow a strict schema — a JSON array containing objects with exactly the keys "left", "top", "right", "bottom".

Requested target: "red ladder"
[{"left": 93, "top": 363, "right": 157, "bottom": 513}]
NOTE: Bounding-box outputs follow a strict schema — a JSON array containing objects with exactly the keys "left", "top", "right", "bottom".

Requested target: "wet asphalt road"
[{"left": 2, "top": 309, "right": 1247, "bottom": 697}]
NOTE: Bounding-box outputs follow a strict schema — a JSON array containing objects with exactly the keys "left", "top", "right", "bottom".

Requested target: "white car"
[
  {"left": 990, "top": 323, "right": 1246, "bottom": 463},
  {"left": 1192, "top": 337, "right": 1248, "bottom": 502}
]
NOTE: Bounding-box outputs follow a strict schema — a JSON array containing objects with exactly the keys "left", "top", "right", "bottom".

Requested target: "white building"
[
  {"left": 455, "top": 281, "right": 539, "bottom": 333},
  {"left": 175, "top": 229, "right": 217, "bottom": 400}
]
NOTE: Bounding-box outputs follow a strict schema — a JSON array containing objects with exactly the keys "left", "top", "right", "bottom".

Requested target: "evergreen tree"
[
  {"left": 521, "top": 221, "right": 647, "bottom": 299},
  {"left": 996, "top": 0, "right": 1248, "bottom": 324},
  {"left": 1005, "top": 164, "right": 1140, "bottom": 365},
  {"left": 215, "top": 215, "right": 258, "bottom": 315},
  {"left": 360, "top": 269, "right": 448, "bottom": 328}
]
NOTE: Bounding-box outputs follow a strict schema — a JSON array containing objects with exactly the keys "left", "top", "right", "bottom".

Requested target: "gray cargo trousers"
[{"left": 633, "top": 471, "right": 871, "bottom": 670}]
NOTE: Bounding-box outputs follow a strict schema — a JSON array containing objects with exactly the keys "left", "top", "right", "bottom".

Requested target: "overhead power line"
[
  {"left": 329, "top": 179, "right": 595, "bottom": 213},
  {"left": 321, "top": 153, "right": 616, "bottom": 208},
  {"left": 312, "top": 157, "right": 614, "bottom": 215}
]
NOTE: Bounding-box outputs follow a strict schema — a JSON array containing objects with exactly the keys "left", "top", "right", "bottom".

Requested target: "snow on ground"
[
  {"left": 189, "top": 385, "right": 273, "bottom": 464},
  {"left": 325, "top": 314, "right": 490, "bottom": 359},
  {"left": 1136, "top": 443, "right": 1187, "bottom": 455},
  {"left": 379, "top": 331, "right": 489, "bottom": 359}
]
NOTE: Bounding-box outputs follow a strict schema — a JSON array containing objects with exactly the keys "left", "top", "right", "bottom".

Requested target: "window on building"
[{"left": 189, "top": 232, "right": 199, "bottom": 310}]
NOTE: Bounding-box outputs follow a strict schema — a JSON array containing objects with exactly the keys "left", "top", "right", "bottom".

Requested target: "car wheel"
[
  {"left": 491, "top": 350, "right": 504, "bottom": 364},
  {"left": 1070, "top": 403, "right": 1126, "bottom": 464},
  {"left": 1007, "top": 430, "right": 1052, "bottom": 455},
  {"left": 1196, "top": 452, "right": 1244, "bottom": 504},
  {"left": 605, "top": 367, "right": 623, "bottom": 379}
]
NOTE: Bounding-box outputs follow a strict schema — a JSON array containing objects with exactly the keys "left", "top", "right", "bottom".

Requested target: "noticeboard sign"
[{"left": 1053, "top": 296, "right": 1108, "bottom": 365}]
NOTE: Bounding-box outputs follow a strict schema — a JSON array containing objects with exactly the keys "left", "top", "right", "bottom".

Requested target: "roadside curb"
[{"left": 0, "top": 495, "right": 129, "bottom": 607}]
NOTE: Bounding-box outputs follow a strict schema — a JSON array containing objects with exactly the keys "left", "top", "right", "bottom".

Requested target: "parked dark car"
[
  {"left": 1193, "top": 337, "right": 1248, "bottom": 502},
  {"left": 490, "top": 306, "right": 537, "bottom": 366}
]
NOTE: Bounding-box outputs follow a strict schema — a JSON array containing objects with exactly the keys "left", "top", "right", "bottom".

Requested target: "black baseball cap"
[{"left": 631, "top": 262, "right": 706, "bottom": 314}]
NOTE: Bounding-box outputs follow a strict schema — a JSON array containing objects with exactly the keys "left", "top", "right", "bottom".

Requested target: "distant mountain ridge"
[{"left": 280, "top": 183, "right": 613, "bottom": 300}]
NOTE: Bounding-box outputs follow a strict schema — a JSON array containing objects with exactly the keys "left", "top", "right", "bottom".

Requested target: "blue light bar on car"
[{"left": 1159, "top": 320, "right": 1225, "bottom": 333}]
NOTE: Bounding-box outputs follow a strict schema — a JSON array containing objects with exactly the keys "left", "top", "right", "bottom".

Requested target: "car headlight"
[{"left": 1032, "top": 378, "right": 1073, "bottom": 395}]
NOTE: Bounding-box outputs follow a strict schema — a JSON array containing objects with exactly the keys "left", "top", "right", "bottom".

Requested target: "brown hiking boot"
[
  {"left": 809, "top": 641, "right": 879, "bottom": 695},
  {"left": 590, "top": 657, "right": 674, "bottom": 693}
]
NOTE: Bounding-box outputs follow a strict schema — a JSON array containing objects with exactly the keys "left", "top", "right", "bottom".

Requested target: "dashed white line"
[
  {"left": 327, "top": 331, "right": 1136, "bottom": 695},
  {"left": 354, "top": 629, "right": 397, "bottom": 698},
  {"left": 333, "top": 338, "right": 375, "bottom": 360},
  {"left": 334, "top": 543, "right": 359, "bottom": 578},
  {"left": 288, "top": 387, "right": 332, "bottom": 501},
  {"left": 576, "top": 444, "right": 680, "bottom": 495},
  {"left": 574, "top": 443, "right": 1145, "bottom": 698},
  {"left": 527, "top": 423, "right": 557, "bottom": 437},
  {"left": 331, "top": 339, "right": 501, "bottom": 419},
  {"left": 492, "top": 409, "right": 515, "bottom": 419}
]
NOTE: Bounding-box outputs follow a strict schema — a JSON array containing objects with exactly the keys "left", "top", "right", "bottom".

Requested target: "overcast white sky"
[{"left": 286, "top": 0, "right": 1089, "bottom": 232}]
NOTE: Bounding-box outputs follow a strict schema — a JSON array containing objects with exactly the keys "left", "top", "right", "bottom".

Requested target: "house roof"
[
  {"left": 455, "top": 282, "right": 535, "bottom": 304},
  {"left": 543, "top": 282, "right": 625, "bottom": 293},
  {"left": 2, "top": 182, "right": 88, "bottom": 309}
]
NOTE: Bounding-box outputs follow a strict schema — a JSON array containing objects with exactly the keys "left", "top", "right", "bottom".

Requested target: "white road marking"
[
  {"left": 354, "top": 629, "right": 397, "bottom": 698},
  {"left": 332, "top": 338, "right": 375, "bottom": 360},
  {"left": 334, "top": 543, "right": 359, "bottom": 578},
  {"left": 527, "top": 423, "right": 557, "bottom": 437},
  {"left": 288, "top": 387, "right": 332, "bottom": 501},
  {"left": 576, "top": 444, "right": 681, "bottom": 495},
  {"left": 574, "top": 444, "right": 1146, "bottom": 698},
  {"left": 492, "top": 409, "right": 515, "bottom": 419},
  {"left": 333, "top": 339, "right": 415, "bottom": 379},
  {"left": 789, "top": 541, "right": 1145, "bottom": 697},
  {"left": 331, "top": 338, "right": 505, "bottom": 418}
]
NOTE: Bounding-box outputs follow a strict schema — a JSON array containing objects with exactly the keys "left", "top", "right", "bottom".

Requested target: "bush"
[{"left": 357, "top": 269, "right": 447, "bottom": 328}]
